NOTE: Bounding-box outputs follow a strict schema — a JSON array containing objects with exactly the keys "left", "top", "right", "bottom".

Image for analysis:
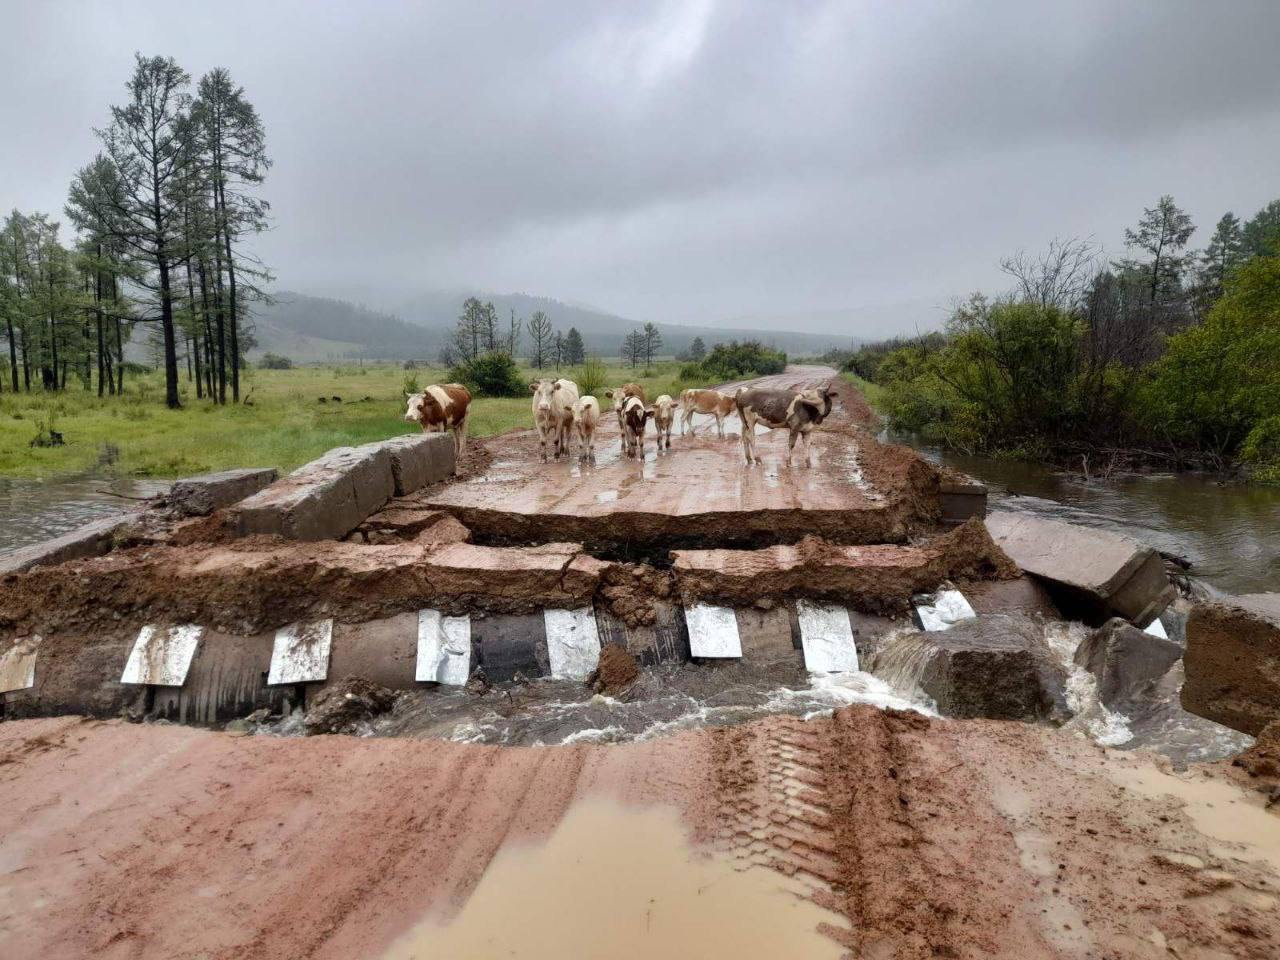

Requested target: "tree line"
[
  {"left": 845, "top": 194, "right": 1280, "bottom": 479},
  {"left": 1, "top": 54, "right": 270, "bottom": 408}
]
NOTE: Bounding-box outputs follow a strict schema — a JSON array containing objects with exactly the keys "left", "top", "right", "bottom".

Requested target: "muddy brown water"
[
  {"left": 893, "top": 434, "right": 1280, "bottom": 596},
  {"left": 378, "top": 797, "right": 846, "bottom": 960}
]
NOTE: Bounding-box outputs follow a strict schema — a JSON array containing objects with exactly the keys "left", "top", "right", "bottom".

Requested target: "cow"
[
  {"left": 734, "top": 384, "right": 837, "bottom": 466},
  {"left": 531, "top": 378, "right": 580, "bottom": 461},
  {"left": 652, "top": 394, "right": 675, "bottom": 450},
  {"left": 678, "top": 388, "right": 736, "bottom": 438},
  {"left": 605, "top": 383, "right": 646, "bottom": 433},
  {"left": 403, "top": 383, "right": 472, "bottom": 470},
  {"left": 573, "top": 395, "right": 602, "bottom": 460},
  {"left": 620, "top": 395, "right": 653, "bottom": 460}
]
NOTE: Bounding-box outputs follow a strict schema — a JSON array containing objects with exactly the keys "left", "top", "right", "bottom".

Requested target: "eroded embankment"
[{"left": 2, "top": 708, "right": 1277, "bottom": 960}]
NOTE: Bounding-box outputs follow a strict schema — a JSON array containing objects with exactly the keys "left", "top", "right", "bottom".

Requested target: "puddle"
[
  {"left": 378, "top": 797, "right": 845, "bottom": 960},
  {"left": 1108, "top": 764, "right": 1280, "bottom": 868}
]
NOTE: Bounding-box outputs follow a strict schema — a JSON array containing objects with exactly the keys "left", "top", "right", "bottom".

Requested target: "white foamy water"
[{"left": 1042, "top": 621, "right": 1134, "bottom": 748}]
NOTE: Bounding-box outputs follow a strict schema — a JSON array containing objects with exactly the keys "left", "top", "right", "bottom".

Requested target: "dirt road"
[{"left": 2, "top": 710, "right": 1277, "bottom": 959}]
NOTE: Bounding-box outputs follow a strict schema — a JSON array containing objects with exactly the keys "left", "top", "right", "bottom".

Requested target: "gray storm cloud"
[{"left": 2, "top": 0, "right": 1278, "bottom": 331}]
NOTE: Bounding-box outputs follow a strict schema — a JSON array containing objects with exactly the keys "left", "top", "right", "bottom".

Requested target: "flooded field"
[{"left": 0, "top": 475, "right": 168, "bottom": 552}]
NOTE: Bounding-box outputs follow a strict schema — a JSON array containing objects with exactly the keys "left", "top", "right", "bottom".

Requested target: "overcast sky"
[{"left": 3, "top": 1, "right": 1279, "bottom": 333}]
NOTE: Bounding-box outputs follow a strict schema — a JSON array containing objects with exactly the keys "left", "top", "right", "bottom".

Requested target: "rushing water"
[
  {"left": 0, "top": 474, "right": 169, "bottom": 552},
  {"left": 889, "top": 433, "right": 1280, "bottom": 596}
]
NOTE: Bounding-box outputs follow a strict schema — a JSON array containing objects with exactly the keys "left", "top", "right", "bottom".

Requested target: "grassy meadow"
[{"left": 0, "top": 360, "right": 702, "bottom": 480}]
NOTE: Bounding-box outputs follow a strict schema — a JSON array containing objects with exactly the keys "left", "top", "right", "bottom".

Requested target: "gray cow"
[{"left": 734, "top": 384, "right": 836, "bottom": 466}]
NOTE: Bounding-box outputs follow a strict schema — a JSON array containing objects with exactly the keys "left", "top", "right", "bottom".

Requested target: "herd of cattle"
[{"left": 403, "top": 378, "right": 838, "bottom": 467}]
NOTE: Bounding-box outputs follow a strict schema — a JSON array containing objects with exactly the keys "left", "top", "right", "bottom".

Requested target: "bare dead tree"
[{"left": 1000, "top": 237, "right": 1100, "bottom": 311}]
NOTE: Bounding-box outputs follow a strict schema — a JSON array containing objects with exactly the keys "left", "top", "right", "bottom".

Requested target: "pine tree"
[
  {"left": 641, "top": 322, "right": 662, "bottom": 369},
  {"left": 564, "top": 326, "right": 585, "bottom": 364},
  {"left": 689, "top": 335, "right": 706, "bottom": 361},
  {"left": 1122, "top": 195, "right": 1195, "bottom": 304},
  {"left": 1199, "top": 212, "right": 1247, "bottom": 304},
  {"left": 527, "top": 310, "right": 553, "bottom": 368}
]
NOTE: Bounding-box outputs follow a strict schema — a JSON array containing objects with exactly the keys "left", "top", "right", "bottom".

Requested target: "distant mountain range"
[{"left": 248, "top": 290, "right": 862, "bottom": 362}]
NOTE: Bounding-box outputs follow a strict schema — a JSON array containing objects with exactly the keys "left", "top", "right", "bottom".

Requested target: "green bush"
[
  {"left": 449, "top": 350, "right": 526, "bottom": 398},
  {"left": 258, "top": 353, "right": 294, "bottom": 370},
  {"left": 574, "top": 356, "right": 607, "bottom": 398},
  {"left": 680, "top": 340, "right": 786, "bottom": 382}
]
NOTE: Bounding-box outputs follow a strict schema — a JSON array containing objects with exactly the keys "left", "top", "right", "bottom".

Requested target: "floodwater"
[
  {"left": 892, "top": 434, "right": 1280, "bottom": 596},
  {"left": 378, "top": 797, "right": 846, "bottom": 960},
  {"left": 0, "top": 474, "right": 168, "bottom": 552}
]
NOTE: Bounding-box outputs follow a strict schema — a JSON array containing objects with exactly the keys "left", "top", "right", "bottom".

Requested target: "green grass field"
[{"left": 0, "top": 361, "right": 702, "bottom": 479}]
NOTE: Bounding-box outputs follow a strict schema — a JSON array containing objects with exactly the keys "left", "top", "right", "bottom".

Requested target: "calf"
[
  {"left": 679, "top": 388, "right": 736, "bottom": 438},
  {"left": 573, "top": 395, "right": 602, "bottom": 460},
  {"left": 403, "top": 383, "right": 472, "bottom": 470},
  {"left": 605, "top": 383, "right": 646, "bottom": 432},
  {"left": 735, "top": 384, "right": 836, "bottom": 466},
  {"left": 530, "top": 378, "right": 580, "bottom": 461},
  {"left": 652, "top": 394, "right": 675, "bottom": 450},
  {"left": 621, "top": 395, "right": 653, "bottom": 460}
]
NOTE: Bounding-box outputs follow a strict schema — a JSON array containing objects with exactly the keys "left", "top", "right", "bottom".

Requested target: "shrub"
[
  {"left": 449, "top": 350, "right": 526, "bottom": 397},
  {"left": 681, "top": 340, "right": 787, "bottom": 382},
  {"left": 574, "top": 356, "right": 607, "bottom": 397},
  {"left": 402, "top": 372, "right": 420, "bottom": 396},
  {"left": 259, "top": 353, "right": 293, "bottom": 370}
]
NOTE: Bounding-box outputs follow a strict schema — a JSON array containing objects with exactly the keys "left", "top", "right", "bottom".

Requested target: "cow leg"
[
  {"left": 538, "top": 424, "right": 548, "bottom": 462},
  {"left": 787, "top": 428, "right": 800, "bottom": 466}
]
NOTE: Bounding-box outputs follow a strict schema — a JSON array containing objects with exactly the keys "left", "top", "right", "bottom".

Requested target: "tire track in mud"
[{"left": 710, "top": 707, "right": 1054, "bottom": 960}]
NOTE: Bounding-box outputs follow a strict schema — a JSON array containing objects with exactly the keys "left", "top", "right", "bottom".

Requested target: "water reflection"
[
  {"left": 0, "top": 474, "right": 168, "bottom": 552},
  {"left": 889, "top": 432, "right": 1280, "bottom": 595}
]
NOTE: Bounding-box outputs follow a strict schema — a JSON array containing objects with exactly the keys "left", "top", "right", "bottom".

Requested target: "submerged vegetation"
[{"left": 840, "top": 196, "right": 1280, "bottom": 482}]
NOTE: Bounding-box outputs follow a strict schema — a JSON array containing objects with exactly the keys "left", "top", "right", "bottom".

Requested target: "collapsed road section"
[{"left": 2, "top": 368, "right": 1279, "bottom": 959}]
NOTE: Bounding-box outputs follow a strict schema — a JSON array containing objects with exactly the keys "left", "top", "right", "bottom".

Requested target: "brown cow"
[
  {"left": 605, "top": 383, "right": 646, "bottom": 432},
  {"left": 679, "top": 388, "right": 735, "bottom": 438},
  {"left": 403, "top": 383, "right": 472, "bottom": 470},
  {"left": 620, "top": 395, "right": 653, "bottom": 460},
  {"left": 652, "top": 394, "right": 675, "bottom": 450},
  {"left": 734, "top": 384, "right": 836, "bottom": 466}
]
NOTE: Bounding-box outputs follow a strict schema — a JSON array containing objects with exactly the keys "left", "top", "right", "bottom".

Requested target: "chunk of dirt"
[
  {"left": 302, "top": 677, "right": 402, "bottom": 735},
  {"left": 598, "top": 563, "right": 675, "bottom": 628},
  {"left": 1233, "top": 720, "right": 1280, "bottom": 783},
  {"left": 588, "top": 643, "right": 641, "bottom": 695}
]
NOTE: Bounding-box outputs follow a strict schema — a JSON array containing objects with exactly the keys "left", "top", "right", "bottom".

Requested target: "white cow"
[
  {"left": 531, "top": 378, "right": 580, "bottom": 461},
  {"left": 652, "top": 394, "right": 675, "bottom": 450},
  {"left": 573, "top": 395, "right": 602, "bottom": 460}
]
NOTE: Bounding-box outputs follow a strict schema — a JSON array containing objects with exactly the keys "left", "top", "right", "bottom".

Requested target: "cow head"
[
  {"left": 531, "top": 378, "right": 558, "bottom": 414},
  {"left": 403, "top": 392, "right": 425, "bottom": 423}
]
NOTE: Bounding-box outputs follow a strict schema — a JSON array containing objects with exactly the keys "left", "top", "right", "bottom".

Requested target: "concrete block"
[
  {"left": 233, "top": 445, "right": 394, "bottom": 541},
  {"left": 1182, "top": 595, "right": 1280, "bottom": 736},
  {"left": 963, "top": 576, "right": 1061, "bottom": 620},
  {"left": 985, "top": 511, "right": 1175, "bottom": 626},
  {"left": 375, "top": 434, "right": 456, "bottom": 495},
  {"left": 169, "top": 467, "right": 278, "bottom": 516},
  {"left": 0, "top": 514, "right": 128, "bottom": 575},
  {"left": 874, "top": 615, "right": 1067, "bottom": 721},
  {"left": 939, "top": 477, "right": 988, "bottom": 525},
  {"left": 1074, "top": 617, "right": 1183, "bottom": 715}
]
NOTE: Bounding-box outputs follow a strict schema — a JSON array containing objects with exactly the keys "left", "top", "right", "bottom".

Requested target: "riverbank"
[{"left": 0, "top": 361, "right": 695, "bottom": 480}]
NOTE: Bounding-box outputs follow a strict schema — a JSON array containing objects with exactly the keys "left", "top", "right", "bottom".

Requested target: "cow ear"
[
  {"left": 529, "top": 381, "right": 540, "bottom": 392},
  {"left": 605, "top": 390, "right": 613, "bottom": 398},
  {"left": 552, "top": 382, "right": 561, "bottom": 391}
]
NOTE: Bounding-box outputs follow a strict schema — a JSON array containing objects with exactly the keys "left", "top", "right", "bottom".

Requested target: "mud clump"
[
  {"left": 588, "top": 643, "right": 641, "bottom": 695},
  {"left": 598, "top": 564, "right": 674, "bottom": 628},
  {"left": 302, "top": 677, "right": 402, "bottom": 735},
  {"left": 1233, "top": 720, "right": 1280, "bottom": 785}
]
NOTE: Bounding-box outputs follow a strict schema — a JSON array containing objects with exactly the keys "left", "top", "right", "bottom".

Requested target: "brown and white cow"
[
  {"left": 531, "top": 377, "right": 580, "bottom": 461},
  {"left": 620, "top": 395, "right": 653, "bottom": 460},
  {"left": 734, "top": 384, "right": 836, "bottom": 466},
  {"left": 573, "top": 395, "right": 602, "bottom": 460},
  {"left": 652, "top": 394, "right": 675, "bottom": 450},
  {"left": 678, "top": 388, "right": 736, "bottom": 438},
  {"left": 403, "top": 383, "right": 472, "bottom": 470},
  {"left": 605, "top": 383, "right": 646, "bottom": 432}
]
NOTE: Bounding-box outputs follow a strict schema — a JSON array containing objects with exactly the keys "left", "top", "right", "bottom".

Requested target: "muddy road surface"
[{"left": 2, "top": 710, "right": 1278, "bottom": 960}]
